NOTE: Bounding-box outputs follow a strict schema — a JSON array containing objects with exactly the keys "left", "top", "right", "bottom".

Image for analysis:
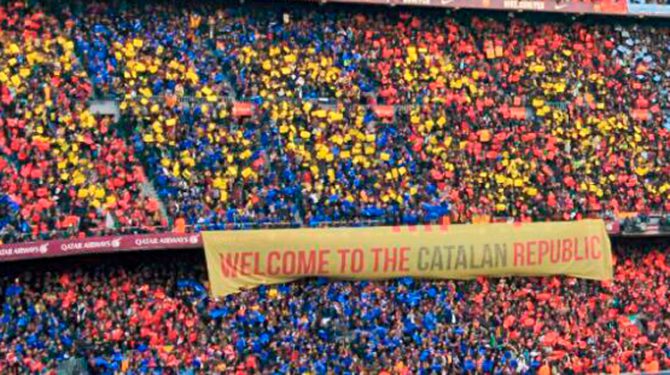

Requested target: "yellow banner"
[{"left": 203, "top": 220, "right": 613, "bottom": 297}]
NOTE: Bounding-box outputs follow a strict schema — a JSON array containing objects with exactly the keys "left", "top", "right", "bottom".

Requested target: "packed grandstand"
[{"left": 0, "top": 0, "right": 670, "bottom": 373}]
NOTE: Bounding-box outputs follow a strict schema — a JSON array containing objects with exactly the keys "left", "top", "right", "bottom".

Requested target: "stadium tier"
[
  {"left": 2, "top": 1, "right": 670, "bottom": 243},
  {"left": 0, "top": 0, "right": 670, "bottom": 373},
  {"left": 1, "top": 240, "right": 668, "bottom": 373}
]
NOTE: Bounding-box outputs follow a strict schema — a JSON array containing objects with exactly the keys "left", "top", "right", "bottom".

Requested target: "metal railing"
[
  {"left": 90, "top": 94, "right": 670, "bottom": 117},
  {"left": 4, "top": 212, "right": 670, "bottom": 246}
]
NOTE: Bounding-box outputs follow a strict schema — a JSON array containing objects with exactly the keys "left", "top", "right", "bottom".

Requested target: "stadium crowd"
[
  {"left": 77, "top": 1, "right": 670, "bottom": 231},
  {"left": 0, "top": 1, "right": 669, "bottom": 242},
  {"left": 0, "top": 2, "right": 669, "bottom": 374},
  {"left": 0, "top": 2, "right": 164, "bottom": 244},
  {"left": 0, "top": 240, "right": 668, "bottom": 373}
]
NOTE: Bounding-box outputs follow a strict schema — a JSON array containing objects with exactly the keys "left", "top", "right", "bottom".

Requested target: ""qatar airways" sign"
[{"left": 0, "top": 233, "right": 202, "bottom": 262}]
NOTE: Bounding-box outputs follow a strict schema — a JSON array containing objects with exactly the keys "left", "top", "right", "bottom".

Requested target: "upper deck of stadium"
[{"left": 0, "top": 0, "right": 669, "bottom": 249}]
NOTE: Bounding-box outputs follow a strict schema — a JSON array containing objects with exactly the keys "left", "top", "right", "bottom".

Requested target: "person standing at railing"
[{"left": 173, "top": 216, "right": 186, "bottom": 234}]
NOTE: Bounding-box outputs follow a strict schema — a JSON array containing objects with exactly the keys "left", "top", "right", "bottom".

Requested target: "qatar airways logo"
[
  {"left": 399, "top": 0, "right": 431, "bottom": 5},
  {"left": 0, "top": 243, "right": 49, "bottom": 257},
  {"left": 134, "top": 235, "right": 201, "bottom": 247},
  {"left": 503, "top": 0, "right": 545, "bottom": 10},
  {"left": 60, "top": 238, "right": 122, "bottom": 252}
]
